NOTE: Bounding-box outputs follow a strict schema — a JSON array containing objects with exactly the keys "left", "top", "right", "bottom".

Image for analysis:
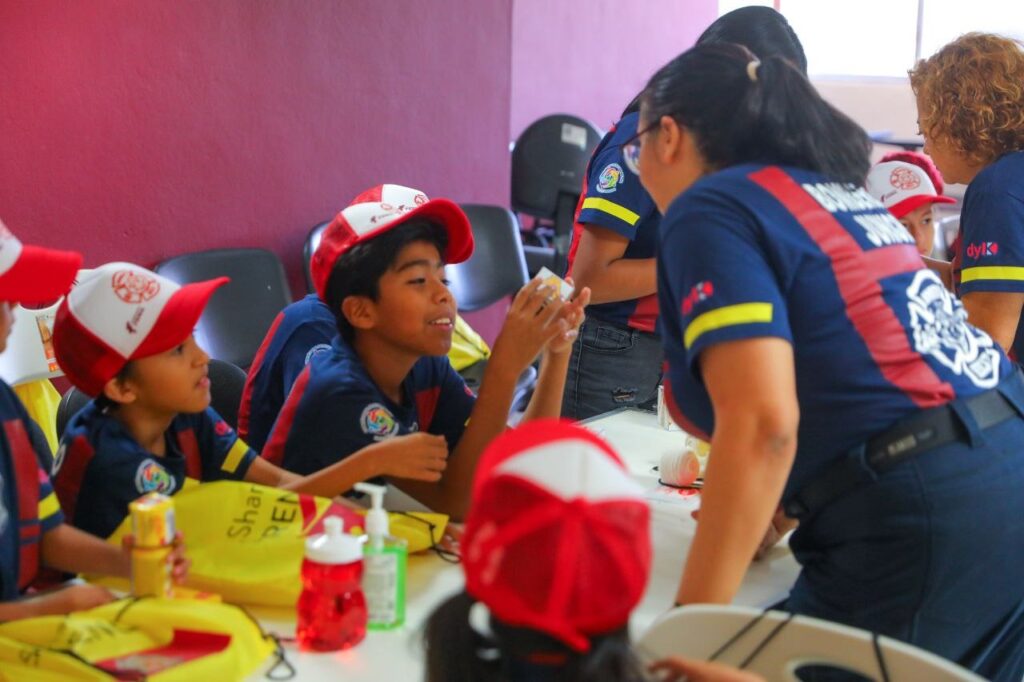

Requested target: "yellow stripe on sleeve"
[
  {"left": 960, "top": 266, "right": 1024, "bottom": 283},
  {"left": 684, "top": 302, "right": 774, "bottom": 350},
  {"left": 221, "top": 438, "right": 250, "bottom": 474},
  {"left": 38, "top": 492, "right": 61, "bottom": 521},
  {"left": 581, "top": 198, "right": 641, "bottom": 226}
]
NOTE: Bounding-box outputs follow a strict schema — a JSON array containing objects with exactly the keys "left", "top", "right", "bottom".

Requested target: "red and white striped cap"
[
  {"left": 53, "top": 263, "right": 227, "bottom": 396},
  {"left": 0, "top": 218, "right": 82, "bottom": 304},
  {"left": 463, "top": 419, "right": 651, "bottom": 653},
  {"left": 866, "top": 160, "right": 955, "bottom": 219},
  {"left": 310, "top": 184, "right": 473, "bottom": 300}
]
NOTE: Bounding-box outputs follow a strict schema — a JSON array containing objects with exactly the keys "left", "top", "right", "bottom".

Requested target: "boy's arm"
[
  {"left": 0, "top": 583, "right": 115, "bottom": 621},
  {"left": 40, "top": 523, "right": 129, "bottom": 578},
  {"left": 520, "top": 285, "right": 590, "bottom": 422},
  {"left": 245, "top": 433, "right": 448, "bottom": 498},
  {"left": 396, "top": 282, "right": 589, "bottom": 519}
]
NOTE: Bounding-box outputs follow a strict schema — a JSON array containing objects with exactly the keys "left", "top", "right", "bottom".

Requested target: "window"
[{"left": 718, "top": 1, "right": 1024, "bottom": 78}]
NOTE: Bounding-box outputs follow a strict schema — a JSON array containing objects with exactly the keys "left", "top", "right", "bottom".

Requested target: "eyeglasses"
[{"left": 619, "top": 120, "right": 659, "bottom": 176}]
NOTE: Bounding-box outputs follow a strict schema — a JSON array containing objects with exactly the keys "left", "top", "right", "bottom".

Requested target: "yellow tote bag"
[
  {"left": 0, "top": 597, "right": 273, "bottom": 681},
  {"left": 96, "top": 481, "right": 447, "bottom": 607}
]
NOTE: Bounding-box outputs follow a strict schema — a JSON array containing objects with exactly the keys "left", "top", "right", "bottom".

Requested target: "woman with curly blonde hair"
[{"left": 911, "top": 33, "right": 1024, "bottom": 361}]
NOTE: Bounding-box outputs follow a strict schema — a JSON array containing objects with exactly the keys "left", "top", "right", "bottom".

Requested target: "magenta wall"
[
  {"left": 0, "top": 0, "right": 513, "bottom": 302},
  {"left": 510, "top": 0, "right": 717, "bottom": 137}
]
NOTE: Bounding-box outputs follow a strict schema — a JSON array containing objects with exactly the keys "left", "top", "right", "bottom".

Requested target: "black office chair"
[
  {"left": 303, "top": 220, "right": 331, "bottom": 294},
  {"left": 448, "top": 205, "right": 530, "bottom": 311},
  {"left": 56, "top": 358, "right": 249, "bottom": 440},
  {"left": 450, "top": 204, "right": 537, "bottom": 411},
  {"left": 155, "top": 249, "right": 292, "bottom": 370},
  {"left": 511, "top": 114, "right": 602, "bottom": 276}
]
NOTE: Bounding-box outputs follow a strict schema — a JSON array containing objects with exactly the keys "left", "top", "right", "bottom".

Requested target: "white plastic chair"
[
  {"left": 0, "top": 300, "right": 63, "bottom": 386},
  {"left": 637, "top": 605, "right": 984, "bottom": 682}
]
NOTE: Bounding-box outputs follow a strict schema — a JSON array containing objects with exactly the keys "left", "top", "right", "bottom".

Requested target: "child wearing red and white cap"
[
  {"left": 0, "top": 222, "right": 187, "bottom": 620},
  {"left": 865, "top": 151, "right": 955, "bottom": 256},
  {"left": 423, "top": 420, "right": 760, "bottom": 682},
  {"left": 261, "top": 184, "right": 589, "bottom": 520},
  {"left": 50, "top": 262, "right": 452, "bottom": 540}
]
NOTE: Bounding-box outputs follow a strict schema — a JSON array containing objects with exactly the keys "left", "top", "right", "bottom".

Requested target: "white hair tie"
[{"left": 746, "top": 59, "right": 761, "bottom": 83}]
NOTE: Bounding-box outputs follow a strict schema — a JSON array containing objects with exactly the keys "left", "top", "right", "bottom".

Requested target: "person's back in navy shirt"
[
  {"left": 660, "top": 164, "right": 1010, "bottom": 496},
  {"left": 238, "top": 294, "right": 336, "bottom": 451}
]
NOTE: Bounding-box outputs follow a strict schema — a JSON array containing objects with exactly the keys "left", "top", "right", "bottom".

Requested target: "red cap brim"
[
  {"left": 889, "top": 194, "right": 956, "bottom": 219},
  {"left": 133, "top": 277, "right": 229, "bottom": 359},
  {"left": 0, "top": 244, "right": 83, "bottom": 304}
]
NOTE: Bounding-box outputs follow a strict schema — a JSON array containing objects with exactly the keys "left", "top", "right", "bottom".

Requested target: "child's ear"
[
  {"left": 341, "top": 295, "right": 377, "bottom": 333},
  {"left": 101, "top": 375, "right": 137, "bottom": 405}
]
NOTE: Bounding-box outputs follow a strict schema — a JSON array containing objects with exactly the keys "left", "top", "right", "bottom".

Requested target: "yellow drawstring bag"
[
  {"left": 448, "top": 315, "right": 491, "bottom": 371},
  {"left": 94, "top": 480, "right": 447, "bottom": 607},
  {"left": 0, "top": 597, "right": 274, "bottom": 681}
]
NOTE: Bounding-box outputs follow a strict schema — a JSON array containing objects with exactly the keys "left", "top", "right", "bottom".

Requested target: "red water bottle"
[{"left": 296, "top": 516, "right": 367, "bottom": 651}]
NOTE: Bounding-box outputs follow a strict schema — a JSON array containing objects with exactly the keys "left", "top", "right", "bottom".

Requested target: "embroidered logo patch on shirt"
[
  {"left": 360, "top": 403, "right": 399, "bottom": 439},
  {"left": 596, "top": 163, "right": 624, "bottom": 194},
  {"left": 134, "top": 458, "right": 177, "bottom": 494},
  {"left": 304, "top": 343, "right": 332, "bottom": 365}
]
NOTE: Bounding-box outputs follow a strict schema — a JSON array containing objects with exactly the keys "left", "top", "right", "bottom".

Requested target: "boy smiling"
[{"left": 263, "top": 185, "right": 589, "bottom": 518}]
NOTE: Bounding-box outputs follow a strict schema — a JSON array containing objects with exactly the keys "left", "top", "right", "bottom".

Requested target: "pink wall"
[
  {"left": 510, "top": 0, "right": 717, "bottom": 138},
  {"left": 0, "top": 0, "right": 513, "bottom": 303}
]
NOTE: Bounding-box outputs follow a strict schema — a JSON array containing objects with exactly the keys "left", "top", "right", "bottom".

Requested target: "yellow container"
[
  {"left": 130, "top": 492, "right": 175, "bottom": 548},
  {"left": 131, "top": 545, "right": 173, "bottom": 598},
  {"left": 129, "top": 492, "right": 175, "bottom": 598}
]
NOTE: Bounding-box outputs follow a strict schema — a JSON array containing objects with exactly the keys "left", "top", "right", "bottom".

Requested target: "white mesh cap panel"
[
  {"left": 64, "top": 262, "right": 180, "bottom": 358},
  {"left": 494, "top": 438, "right": 645, "bottom": 502}
]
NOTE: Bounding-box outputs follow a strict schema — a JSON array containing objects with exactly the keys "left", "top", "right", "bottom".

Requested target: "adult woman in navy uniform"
[
  {"left": 562, "top": 6, "right": 807, "bottom": 420},
  {"left": 635, "top": 43, "right": 1024, "bottom": 681}
]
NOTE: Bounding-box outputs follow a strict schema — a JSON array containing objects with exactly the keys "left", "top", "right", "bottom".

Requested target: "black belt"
[{"left": 783, "top": 383, "right": 1021, "bottom": 519}]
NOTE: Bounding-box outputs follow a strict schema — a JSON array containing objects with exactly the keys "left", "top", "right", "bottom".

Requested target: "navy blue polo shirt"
[
  {"left": 262, "top": 335, "right": 476, "bottom": 476},
  {"left": 659, "top": 164, "right": 1013, "bottom": 497},
  {"left": 0, "top": 381, "right": 63, "bottom": 599},
  {"left": 54, "top": 403, "right": 258, "bottom": 539},
  {"left": 566, "top": 111, "right": 661, "bottom": 333},
  {"left": 951, "top": 151, "right": 1024, "bottom": 361},
  {"left": 238, "top": 294, "right": 337, "bottom": 451}
]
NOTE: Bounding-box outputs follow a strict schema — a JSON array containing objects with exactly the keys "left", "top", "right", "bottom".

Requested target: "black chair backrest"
[
  {"left": 155, "top": 248, "right": 291, "bottom": 369},
  {"left": 55, "top": 358, "right": 249, "bottom": 441},
  {"left": 303, "top": 220, "right": 331, "bottom": 294},
  {"left": 448, "top": 204, "right": 530, "bottom": 312},
  {"left": 511, "top": 115, "right": 602, "bottom": 274},
  {"left": 55, "top": 387, "right": 91, "bottom": 443}
]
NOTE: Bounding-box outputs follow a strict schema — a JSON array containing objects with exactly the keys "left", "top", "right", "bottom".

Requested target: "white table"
[{"left": 251, "top": 408, "right": 801, "bottom": 679}]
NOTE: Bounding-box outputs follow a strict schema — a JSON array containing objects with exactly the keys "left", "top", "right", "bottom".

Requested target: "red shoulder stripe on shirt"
[
  {"left": 237, "top": 310, "right": 287, "bottom": 440},
  {"left": 749, "top": 167, "right": 953, "bottom": 408},
  {"left": 415, "top": 387, "right": 441, "bottom": 432},
  {"left": 53, "top": 434, "right": 95, "bottom": 530},
  {"left": 262, "top": 364, "right": 314, "bottom": 467},
  {"left": 7, "top": 419, "right": 41, "bottom": 589},
  {"left": 176, "top": 427, "right": 204, "bottom": 480}
]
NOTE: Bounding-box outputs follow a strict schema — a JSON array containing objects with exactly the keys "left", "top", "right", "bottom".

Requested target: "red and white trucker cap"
[
  {"left": 0, "top": 218, "right": 82, "bottom": 304},
  {"left": 53, "top": 263, "right": 227, "bottom": 396},
  {"left": 310, "top": 184, "right": 474, "bottom": 300},
  {"left": 463, "top": 419, "right": 651, "bottom": 653},
  {"left": 866, "top": 160, "right": 956, "bottom": 219}
]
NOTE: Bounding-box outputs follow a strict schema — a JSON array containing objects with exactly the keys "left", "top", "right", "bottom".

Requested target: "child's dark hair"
[
  {"left": 620, "top": 6, "right": 806, "bottom": 119},
  {"left": 94, "top": 361, "right": 135, "bottom": 409},
  {"left": 323, "top": 219, "right": 449, "bottom": 344},
  {"left": 423, "top": 592, "right": 647, "bottom": 682},
  {"left": 640, "top": 43, "right": 870, "bottom": 185}
]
